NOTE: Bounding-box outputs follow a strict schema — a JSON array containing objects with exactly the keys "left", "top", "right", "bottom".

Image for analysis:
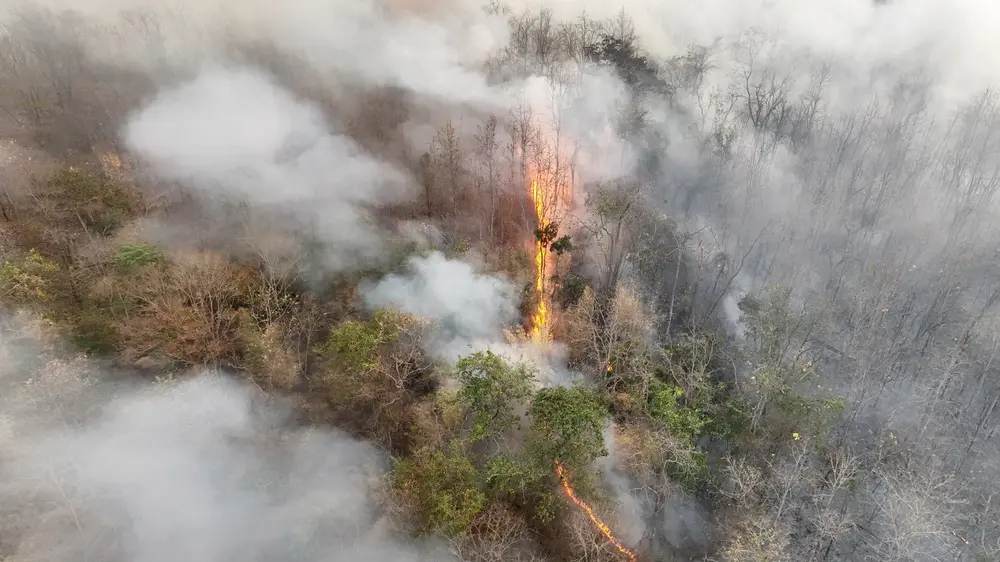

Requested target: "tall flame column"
[{"left": 530, "top": 178, "right": 550, "bottom": 338}]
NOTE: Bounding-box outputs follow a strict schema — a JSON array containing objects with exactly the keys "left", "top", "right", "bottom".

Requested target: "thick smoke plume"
[
  {"left": 0, "top": 362, "right": 453, "bottom": 562},
  {"left": 124, "top": 65, "right": 414, "bottom": 274},
  {"left": 358, "top": 251, "right": 581, "bottom": 387},
  {"left": 361, "top": 251, "right": 519, "bottom": 359}
]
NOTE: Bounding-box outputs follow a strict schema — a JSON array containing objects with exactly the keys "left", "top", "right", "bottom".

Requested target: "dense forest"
[{"left": 0, "top": 1, "right": 997, "bottom": 561}]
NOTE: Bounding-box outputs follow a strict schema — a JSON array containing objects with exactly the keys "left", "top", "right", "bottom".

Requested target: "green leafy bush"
[
  {"left": 555, "top": 273, "right": 587, "bottom": 309},
  {"left": 395, "top": 446, "right": 486, "bottom": 536},
  {"left": 648, "top": 380, "right": 710, "bottom": 441},
  {"left": 527, "top": 386, "right": 608, "bottom": 477},
  {"left": 666, "top": 449, "right": 710, "bottom": 491},
  {"left": 0, "top": 248, "right": 59, "bottom": 303},
  {"left": 455, "top": 350, "right": 534, "bottom": 443},
  {"left": 318, "top": 308, "right": 410, "bottom": 375},
  {"left": 114, "top": 243, "right": 165, "bottom": 271}
]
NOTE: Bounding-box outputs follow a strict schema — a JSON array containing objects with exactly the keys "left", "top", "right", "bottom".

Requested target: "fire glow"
[
  {"left": 555, "top": 460, "right": 638, "bottom": 562},
  {"left": 530, "top": 177, "right": 550, "bottom": 338}
]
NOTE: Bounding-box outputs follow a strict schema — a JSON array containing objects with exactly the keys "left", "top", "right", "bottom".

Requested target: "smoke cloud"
[
  {"left": 361, "top": 251, "right": 519, "bottom": 359},
  {"left": 0, "top": 367, "right": 454, "bottom": 562},
  {"left": 123, "top": 65, "right": 414, "bottom": 273}
]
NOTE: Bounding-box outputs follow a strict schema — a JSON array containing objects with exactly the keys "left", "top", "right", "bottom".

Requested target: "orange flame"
[
  {"left": 554, "top": 460, "right": 638, "bottom": 561},
  {"left": 530, "top": 177, "right": 550, "bottom": 337}
]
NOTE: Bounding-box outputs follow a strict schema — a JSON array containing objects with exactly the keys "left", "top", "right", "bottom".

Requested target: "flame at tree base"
[
  {"left": 529, "top": 177, "right": 551, "bottom": 341},
  {"left": 530, "top": 181, "right": 548, "bottom": 332},
  {"left": 554, "top": 460, "right": 638, "bottom": 561}
]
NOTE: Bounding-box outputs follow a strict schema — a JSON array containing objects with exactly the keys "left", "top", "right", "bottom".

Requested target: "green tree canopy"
[
  {"left": 527, "top": 386, "right": 608, "bottom": 474},
  {"left": 455, "top": 350, "right": 535, "bottom": 443}
]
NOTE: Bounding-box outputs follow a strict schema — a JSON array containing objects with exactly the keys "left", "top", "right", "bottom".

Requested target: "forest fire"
[
  {"left": 554, "top": 460, "right": 638, "bottom": 562},
  {"left": 530, "top": 177, "right": 550, "bottom": 338}
]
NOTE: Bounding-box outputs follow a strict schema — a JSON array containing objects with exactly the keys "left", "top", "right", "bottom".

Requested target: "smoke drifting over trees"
[
  {"left": 124, "top": 65, "right": 415, "bottom": 273},
  {"left": 0, "top": 0, "right": 999, "bottom": 561},
  {"left": 0, "top": 361, "right": 454, "bottom": 562}
]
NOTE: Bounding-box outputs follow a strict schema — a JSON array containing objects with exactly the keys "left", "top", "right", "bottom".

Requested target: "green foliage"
[
  {"left": 483, "top": 453, "right": 559, "bottom": 522},
  {"left": 738, "top": 284, "right": 826, "bottom": 370},
  {"left": 739, "top": 286, "right": 798, "bottom": 365},
  {"left": 534, "top": 222, "right": 572, "bottom": 255},
  {"left": 433, "top": 388, "right": 464, "bottom": 432},
  {"left": 665, "top": 450, "right": 710, "bottom": 491},
  {"left": 527, "top": 386, "right": 608, "bottom": 475},
  {"left": 519, "top": 280, "right": 539, "bottom": 321},
  {"left": 589, "top": 184, "right": 632, "bottom": 218},
  {"left": 353, "top": 238, "right": 424, "bottom": 280},
  {"left": 0, "top": 248, "right": 59, "bottom": 303},
  {"left": 710, "top": 397, "right": 749, "bottom": 440},
  {"left": 550, "top": 235, "right": 572, "bottom": 255},
  {"left": 609, "top": 328, "right": 750, "bottom": 492},
  {"left": 643, "top": 378, "right": 725, "bottom": 491},
  {"left": 663, "top": 332, "right": 723, "bottom": 384},
  {"left": 114, "top": 243, "right": 164, "bottom": 272},
  {"left": 738, "top": 284, "right": 844, "bottom": 446},
  {"left": 318, "top": 308, "right": 407, "bottom": 375},
  {"left": 774, "top": 393, "right": 845, "bottom": 450},
  {"left": 648, "top": 380, "right": 710, "bottom": 442},
  {"left": 452, "top": 237, "right": 471, "bottom": 255},
  {"left": 454, "top": 350, "right": 535, "bottom": 443},
  {"left": 395, "top": 446, "right": 486, "bottom": 536},
  {"left": 555, "top": 273, "right": 587, "bottom": 309},
  {"left": 484, "top": 454, "right": 543, "bottom": 497}
]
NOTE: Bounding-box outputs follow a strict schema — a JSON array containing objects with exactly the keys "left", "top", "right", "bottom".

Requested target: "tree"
[
  {"left": 448, "top": 501, "right": 544, "bottom": 562},
  {"left": 115, "top": 249, "right": 250, "bottom": 367},
  {"left": 428, "top": 120, "right": 465, "bottom": 217},
  {"left": 455, "top": 350, "right": 535, "bottom": 444},
  {"left": 562, "top": 283, "right": 655, "bottom": 393},
  {"left": 527, "top": 386, "right": 608, "bottom": 477},
  {"left": 473, "top": 115, "right": 504, "bottom": 246},
  {"left": 316, "top": 307, "right": 435, "bottom": 449},
  {"left": 394, "top": 445, "right": 487, "bottom": 537},
  {"left": 577, "top": 179, "right": 646, "bottom": 300}
]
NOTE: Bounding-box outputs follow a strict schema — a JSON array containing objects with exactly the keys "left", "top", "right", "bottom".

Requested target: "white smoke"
[
  {"left": 124, "top": 65, "right": 413, "bottom": 273},
  {"left": 361, "top": 251, "right": 519, "bottom": 360},
  {"left": 0, "top": 371, "right": 455, "bottom": 562}
]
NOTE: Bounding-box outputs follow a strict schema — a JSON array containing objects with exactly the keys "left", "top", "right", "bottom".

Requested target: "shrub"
[
  {"left": 0, "top": 248, "right": 59, "bottom": 304},
  {"left": 317, "top": 308, "right": 431, "bottom": 388},
  {"left": 617, "top": 424, "right": 711, "bottom": 492},
  {"left": 115, "top": 250, "right": 250, "bottom": 366},
  {"left": 662, "top": 332, "right": 724, "bottom": 391},
  {"left": 648, "top": 380, "right": 710, "bottom": 442},
  {"left": 527, "top": 386, "right": 608, "bottom": 478},
  {"left": 113, "top": 243, "right": 164, "bottom": 271},
  {"left": 562, "top": 284, "right": 656, "bottom": 389},
  {"left": 555, "top": 273, "right": 587, "bottom": 309},
  {"left": 71, "top": 308, "right": 119, "bottom": 354},
  {"left": 239, "top": 318, "right": 300, "bottom": 391},
  {"left": 395, "top": 446, "right": 487, "bottom": 536},
  {"left": 316, "top": 308, "right": 435, "bottom": 448},
  {"left": 454, "top": 350, "right": 535, "bottom": 443},
  {"left": 483, "top": 453, "right": 558, "bottom": 522}
]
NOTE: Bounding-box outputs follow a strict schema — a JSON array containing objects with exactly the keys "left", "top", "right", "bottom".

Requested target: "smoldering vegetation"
[{"left": 0, "top": 0, "right": 998, "bottom": 561}]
